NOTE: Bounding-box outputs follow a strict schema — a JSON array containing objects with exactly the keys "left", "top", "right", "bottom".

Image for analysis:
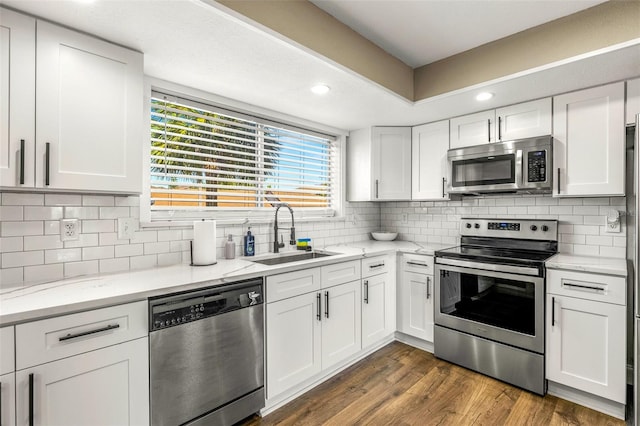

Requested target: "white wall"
[
  {"left": 381, "top": 194, "right": 627, "bottom": 257},
  {"left": 0, "top": 192, "right": 379, "bottom": 289}
]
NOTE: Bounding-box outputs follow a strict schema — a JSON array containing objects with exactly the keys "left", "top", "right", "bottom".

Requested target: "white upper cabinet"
[
  {"left": 0, "top": 9, "right": 35, "bottom": 188},
  {"left": 553, "top": 82, "right": 625, "bottom": 197},
  {"left": 627, "top": 78, "right": 640, "bottom": 125},
  {"left": 449, "top": 98, "right": 551, "bottom": 149},
  {"left": 347, "top": 126, "right": 411, "bottom": 201},
  {"left": 36, "top": 21, "right": 143, "bottom": 193},
  {"left": 412, "top": 120, "right": 449, "bottom": 200},
  {"left": 0, "top": 9, "right": 143, "bottom": 193},
  {"left": 450, "top": 110, "right": 494, "bottom": 149}
]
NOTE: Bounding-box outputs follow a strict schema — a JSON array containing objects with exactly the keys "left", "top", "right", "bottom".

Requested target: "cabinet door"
[
  {"left": 412, "top": 120, "right": 449, "bottom": 200},
  {"left": 1, "top": 372, "right": 15, "bottom": 426},
  {"left": 627, "top": 78, "right": 640, "bottom": 125},
  {"left": 321, "top": 281, "right": 361, "bottom": 369},
  {"left": 546, "top": 294, "right": 626, "bottom": 403},
  {"left": 371, "top": 127, "right": 411, "bottom": 200},
  {"left": 16, "top": 337, "right": 149, "bottom": 426},
  {"left": 0, "top": 9, "right": 35, "bottom": 188},
  {"left": 449, "top": 110, "right": 495, "bottom": 149},
  {"left": 553, "top": 82, "right": 625, "bottom": 197},
  {"left": 496, "top": 98, "right": 551, "bottom": 141},
  {"left": 35, "top": 21, "right": 143, "bottom": 193},
  {"left": 362, "top": 272, "right": 395, "bottom": 348},
  {"left": 399, "top": 270, "right": 434, "bottom": 342},
  {"left": 266, "top": 292, "right": 322, "bottom": 399}
]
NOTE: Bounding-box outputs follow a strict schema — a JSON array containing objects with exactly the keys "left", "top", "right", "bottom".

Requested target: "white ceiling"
[
  {"left": 1, "top": 0, "right": 639, "bottom": 133},
  {"left": 310, "top": 0, "right": 608, "bottom": 67}
]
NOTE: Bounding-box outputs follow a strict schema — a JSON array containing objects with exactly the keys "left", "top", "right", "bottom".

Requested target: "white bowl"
[{"left": 371, "top": 231, "right": 398, "bottom": 241}]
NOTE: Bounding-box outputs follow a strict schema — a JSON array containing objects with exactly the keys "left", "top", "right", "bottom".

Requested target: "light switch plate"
[{"left": 117, "top": 217, "right": 137, "bottom": 239}]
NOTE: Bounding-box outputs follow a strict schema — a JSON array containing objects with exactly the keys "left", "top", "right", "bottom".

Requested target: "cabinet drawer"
[
  {"left": 547, "top": 269, "right": 625, "bottom": 306},
  {"left": 362, "top": 255, "right": 391, "bottom": 278},
  {"left": 16, "top": 301, "right": 147, "bottom": 370},
  {"left": 321, "top": 260, "right": 361, "bottom": 289},
  {"left": 0, "top": 326, "right": 15, "bottom": 375},
  {"left": 266, "top": 267, "right": 321, "bottom": 303},
  {"left": 401, "top": 253, "right": 434, "bottom": 275}
]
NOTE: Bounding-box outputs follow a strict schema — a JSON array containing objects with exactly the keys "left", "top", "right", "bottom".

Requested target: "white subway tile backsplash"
[
  {"left": 144, "top": 241, "right": 171, "bottom": 255},
  {"left": 158, "top": 230, "right": 182, "bottom": 242},
  {"left": 45, "top": 248, "right": 82, "bottom": 264},
  {"left": 45, "top": 194, "right": 82, "bottom": 206},
  {"left": 64, "top": 233, "right": 99, "bottom": 248},
  {"left": 24, "top": 264, "right": 63, "bottom": 283},
  {"left": 99, "top": 233, "right": 129, "bottom": 246},
  {"left": 115, "top": 244, "right": 144, "bottom": 258},
  {"left": 583, "top": 215, "right": 606, "bottom": 226},
  {"left": 24, "top": 235, "right": 63, "bottom": 251},
  {"left": 573, "top": 206, "right": 600, "bottom": 215},
  {"left": 561, "top": 234, "right": 586, "bottom": 244},
  {"left": 64, "top": 206, "right": 99, "bottom": 220},
  {"left": 65, "top": 260, "right": 99, "bottom": 278},
  {"left": 0, "top": 237, "right": 23, "bottom": 253},
  {"left": 82, "top": 220, "right": 115, "bottom": 233},
  {"left": 82, "top": 195, "right": 115, "bottom": 206},
  {"left": 99, "top": 206, "right": 130, "bottom": 219},
  {"left": 44, "top": 221, "right": 60, "bottom": 235},
  {"left": 99, "top": 258, "right": 130, "bottom": 274},
  {"left": 0, "top": 206, "right": 23, "bottom": 221},
  {"left": 158, "top": 252, "right": 182, "bottom": 266},
  {"left": 130, "top": 230, "right": 158, "bottom": 244},
  {"left": 24, "top": 206, "right": 63, "bottom": 221},
  {"left": 573, "top": 245, "right": 600, "bottom": 256},
  {"left": 586, "top": 235, "right": 613, "bottom": 246},
  {"left": 573, "top": 225, "right": 600, "bottom": 235},
  {"left": 600, "top": 246, "right": 626, "bottom": 258},
  {"left": 2, "top": 251, "right": 43, "bottom": 268},
  {"left": 1, "top": 221, "right": 43, "bottom": 237},
  {"left": 130, "top": 254, "right": 157, "bottom": 270},
  {"left": 1, "top": 193, "right": 43, "bottom": 206},
  {"left": 583, "top": 198, "right": 610, "bottom": 205},
  {"left": 0, "top": 268, "right": 23, "bottom": 288},
  {"left": 115, "top": 196, "right": 140, "bottom": 207},
  {"left": 82, "top": 246, "right": 114, "bottom": 261}
]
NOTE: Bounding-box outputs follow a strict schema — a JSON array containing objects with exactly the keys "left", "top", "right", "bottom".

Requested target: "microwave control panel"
[{"left": 527, "top": 150, "right": 547, "bottom": 182}]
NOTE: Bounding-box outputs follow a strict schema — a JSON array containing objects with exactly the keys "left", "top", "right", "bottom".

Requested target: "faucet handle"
[
  {"left": 278, "top": 235, "right": 285, "bottom": 249},
  {"left": 290, "top": 227, "right": 296, "bottom": 245}
]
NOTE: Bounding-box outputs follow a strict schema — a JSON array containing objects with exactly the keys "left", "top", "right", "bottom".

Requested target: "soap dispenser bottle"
[
  {"left": 225, "top": 234, "right": 236, "bottom": 259},
  {"left": 244, "top": 227, "right": 255, "bottom": 256}
]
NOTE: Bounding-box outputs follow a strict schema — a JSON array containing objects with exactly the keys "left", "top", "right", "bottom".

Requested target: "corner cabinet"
[
  {"left": 398, "top": 253, "right": 434, "bottom": 342},
  {"left": 412, "top": 120, "right": 449, "bottom": 200},
  {"left": 0, "top": 8, "right": 143, "bottom": 193},
  {"left": 553, "top": 82, "right": 625, "bottom": 197},
  {"left": 347, "top": 127, "right": 411, "bottom": 201},
  {"left": 546, "top": 268, "right": 626, "bottom": 405},
  {"left": 449, "top": 98, "right": 551, "bottom": 149}
]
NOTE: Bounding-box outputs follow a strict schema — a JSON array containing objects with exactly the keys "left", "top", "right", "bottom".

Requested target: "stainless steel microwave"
[{"left": 447, "top": 136, "right": 553, "bottom": 195}]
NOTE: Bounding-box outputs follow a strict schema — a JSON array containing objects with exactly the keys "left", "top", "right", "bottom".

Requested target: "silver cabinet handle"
[
  {"left": 406, "top": 261, "right": 428, "bottom": 267},
  {"left": 498, "top": 116, "right": 502, "bottom": 140},
  {"left": 487, "top": 119, "right": 491, "bottom": 142},
  {"left": 29, "top": 373, "right": 34, "bottom": 426},
  {"left": 316, "top": 292, "right": 321, "bottom": 321},
  {"left": 45, "top": 142, "right": 50, "bottom": 186},
  {"left": 426, "top": 276, "right": 431, "bottom": 300},
  {"left": 563, "top": 282, "right": 605, "bottom": 293},
  {"left": 364, "top": 280, "right": 369, "bottom": 304},
  {"left": 375, "top": 179, "right": 379, "bottom": 199},
  {"left": 20, "top": 139, "right": 25, "bottom": 184},
  {"left": 442, "top": 177, "right": 445, "bottom": 198},
  {"left": 551, "top": 297, "right": 556, "bottom": 327},
  {"left": 324, "top": 291, "right": 329, "bottom": 318},
  {"left": 369, "top": 263, "right": 385, "bottom": 270},
  {"left": 59, "top": 324, "right": 120, "bottom": 342},
  {"left": 557, "top": 168, "right": 561, "bottom": 194}
]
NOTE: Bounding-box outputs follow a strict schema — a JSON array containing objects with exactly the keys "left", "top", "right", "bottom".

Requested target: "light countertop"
[
  {"left": 545, "top": 253, "right": 628, "bottom": 277},
  {"left": 0, "top": 240, "right": 450, "bottom": 326}
]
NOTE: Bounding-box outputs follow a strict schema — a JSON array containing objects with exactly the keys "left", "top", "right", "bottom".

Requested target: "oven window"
[
  {"left": 451, "top": 154, "right": 515, "bottom": 187},
  {"left": 439, "top": 269, "right": 535, "bottom": 336}
]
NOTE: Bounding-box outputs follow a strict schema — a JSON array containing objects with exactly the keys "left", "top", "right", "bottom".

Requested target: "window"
[{"left": 148, "top": 91, "right": 339, "bottom": 221}]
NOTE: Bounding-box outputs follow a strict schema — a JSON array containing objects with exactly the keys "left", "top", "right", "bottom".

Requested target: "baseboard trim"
[
  {"left": 547, "top": 381, "right": 626, "bottom": 420},
  {"left": 394, "top": 331, "right": 434, "bottom": 353}
]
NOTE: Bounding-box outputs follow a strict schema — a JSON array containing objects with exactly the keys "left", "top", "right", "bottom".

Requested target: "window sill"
[{"left": 140, "top": 214, "right": 348, "bottom": 229}]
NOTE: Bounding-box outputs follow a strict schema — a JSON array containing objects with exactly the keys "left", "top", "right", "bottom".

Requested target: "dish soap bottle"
[
  {"left": 225, "top": 234, "right": 236, "bottom": 259},
  {"left": 244, "top": 227, "right": 255, "bottom": 256}
]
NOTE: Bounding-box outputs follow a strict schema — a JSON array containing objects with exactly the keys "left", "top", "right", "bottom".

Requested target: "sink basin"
[{"left": 250, "top": 251, "right": 336, "bottom": 266}]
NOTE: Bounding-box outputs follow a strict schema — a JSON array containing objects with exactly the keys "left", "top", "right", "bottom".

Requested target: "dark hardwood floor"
[{"left": 242, "top": 341, "right": 624, "bottom": 426}]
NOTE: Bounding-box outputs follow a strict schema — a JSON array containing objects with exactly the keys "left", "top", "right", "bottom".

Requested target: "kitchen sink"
[{"left": 250, "top": 251, "right": 336, "bottom": 266}]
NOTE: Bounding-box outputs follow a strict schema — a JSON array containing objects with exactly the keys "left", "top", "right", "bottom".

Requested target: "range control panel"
[{"left": 461, "top": 218, "right": 558, "bottom": 241}]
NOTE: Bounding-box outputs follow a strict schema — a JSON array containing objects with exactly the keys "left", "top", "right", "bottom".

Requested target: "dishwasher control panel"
[{"left": 149, "top": 279, "right": 263, "bottom": 331}]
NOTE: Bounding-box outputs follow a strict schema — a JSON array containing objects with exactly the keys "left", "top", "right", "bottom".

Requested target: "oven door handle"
[{"left": 435, "top": 257, "right": 540, "bottom": 277}]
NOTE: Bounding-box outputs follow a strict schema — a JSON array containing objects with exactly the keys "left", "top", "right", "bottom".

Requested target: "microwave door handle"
[{"left": 515, "top": 149, "right": 523, "bottom": 186}]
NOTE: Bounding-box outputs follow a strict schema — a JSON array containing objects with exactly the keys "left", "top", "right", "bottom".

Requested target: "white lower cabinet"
[
  {"left": 266, "top": 291, "right": 322, "bottom": 399},
  {"left": 546, "top": 269, "right": 627, "bottom": 405},
  {"left": 362, "top": 271, "right": 395, "bottom": 349},
  {"left": 321, "top": 281, "right": 362, "bottom": 369},
  {"left": 1, "top": 372, "right": 16, "bottom": 426},
  {"left": 398, "top": 254, "right": 434, "bottom": 342},
  {"left": 16, "top": 338, "right": 149, "bottom": 426}
]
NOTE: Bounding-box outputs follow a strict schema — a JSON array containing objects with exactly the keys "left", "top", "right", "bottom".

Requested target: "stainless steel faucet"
[{"left": 273, "top": 203, "right": 295, "bottom": 253}]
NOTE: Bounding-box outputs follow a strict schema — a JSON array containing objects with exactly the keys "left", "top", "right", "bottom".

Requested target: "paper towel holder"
[{"left": 190, "top": 240, "right": 218, "bottom": 266}]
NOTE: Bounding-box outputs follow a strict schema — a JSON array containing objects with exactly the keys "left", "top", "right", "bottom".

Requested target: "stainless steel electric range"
[{"left": 434, "top": 218, "right": 558, "bottom": 395}]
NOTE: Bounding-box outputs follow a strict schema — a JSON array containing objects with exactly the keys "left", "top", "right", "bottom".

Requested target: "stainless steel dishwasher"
[{"left": 149, "top": 278, "right": 264, "bottom": 426}]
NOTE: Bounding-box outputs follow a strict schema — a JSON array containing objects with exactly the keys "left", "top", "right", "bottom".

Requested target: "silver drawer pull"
[
  {"left": 563, "top": 282, "right": 605, "bottom": 293},
  {"left": 59, "top": 324, "right": 120, "bottom": 342},
  {"left": 368, "top": 263, "right": 385, "bottom": 269},
  {"left": 406, "top": 261, "right": 429, "bottom": 267}
]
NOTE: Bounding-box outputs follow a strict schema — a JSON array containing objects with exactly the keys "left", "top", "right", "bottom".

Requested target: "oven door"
[
  {"left": 434, "top": 262, "right": 544, "bottom": 353},
  {"left": 448, "top": 150, "right": 521, "bottom": 194}
]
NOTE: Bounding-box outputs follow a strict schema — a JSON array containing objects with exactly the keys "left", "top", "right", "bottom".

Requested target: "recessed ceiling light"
[
  {"left": 311, "top": 84, "right": 330, "bottom": 95},
  {"left": 475, "top": 92, "right": 494, "bottom": 101}
]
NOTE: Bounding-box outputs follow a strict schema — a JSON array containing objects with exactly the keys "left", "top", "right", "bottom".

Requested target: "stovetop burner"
[{"left": 435, "top": 244, "right": 556, "bottom": 268}]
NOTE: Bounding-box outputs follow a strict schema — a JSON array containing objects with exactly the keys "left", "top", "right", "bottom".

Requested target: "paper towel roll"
[{"left": 191, "top": 220, "right": 217, "bottom": 266}]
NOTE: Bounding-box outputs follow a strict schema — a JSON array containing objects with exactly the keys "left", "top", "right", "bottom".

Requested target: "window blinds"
[{"left": 150, "top": 92, "right": 337, "bottom": 218}]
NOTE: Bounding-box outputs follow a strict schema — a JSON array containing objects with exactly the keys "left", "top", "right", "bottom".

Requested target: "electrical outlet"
[{"left": 60, "top": 219, "right": 79, "bottom": 241}]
